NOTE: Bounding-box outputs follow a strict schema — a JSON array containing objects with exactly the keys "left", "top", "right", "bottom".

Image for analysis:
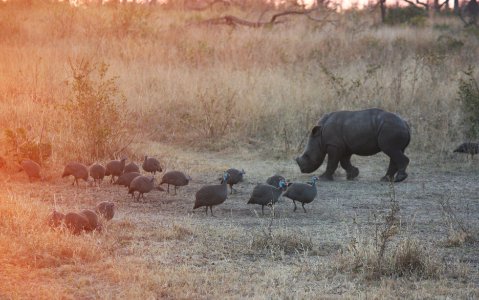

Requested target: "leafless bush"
[
  {"left": 438, "top": 196, "right": 477, "bottom": 247},
  {"left": 336, "top": 183, "right": 443, "bottom": 280},
  {"left": 250, "top": 206, "right": 312, "bottom": 258}
]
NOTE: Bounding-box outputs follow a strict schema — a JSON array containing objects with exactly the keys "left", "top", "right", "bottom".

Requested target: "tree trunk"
[
  {"left": 380, "top": 0, "right": 386, "bottom": 23},
  {"left": 454, "top": 0, "right": 459, "bottom": 14}
]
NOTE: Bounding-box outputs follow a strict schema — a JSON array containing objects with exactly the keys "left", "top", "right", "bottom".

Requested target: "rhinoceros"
[{"left": 296, "top": 108, "right": 411, "bottom": 182}]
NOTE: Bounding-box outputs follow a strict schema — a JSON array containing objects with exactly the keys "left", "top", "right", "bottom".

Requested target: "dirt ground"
[{"left": 2, "top": 145, "right": 479, "bottom": 299}]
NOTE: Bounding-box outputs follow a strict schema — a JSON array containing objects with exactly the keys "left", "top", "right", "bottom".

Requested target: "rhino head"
[{"left": 295, "top": 125, "right": 326, "bottom": 173}]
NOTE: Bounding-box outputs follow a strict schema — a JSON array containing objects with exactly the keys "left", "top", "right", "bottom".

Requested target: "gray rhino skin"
[{"left": 296, "top": 108, "right": 411, "bottom": 182}]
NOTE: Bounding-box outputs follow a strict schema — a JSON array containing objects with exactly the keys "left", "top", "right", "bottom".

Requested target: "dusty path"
[{"left": 2, "top": 147, "right": 479, "bottom": 298}]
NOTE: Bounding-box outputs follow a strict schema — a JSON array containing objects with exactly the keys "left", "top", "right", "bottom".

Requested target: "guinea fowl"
[
  {"left": 283, "top": 176, "right": 319, "bottom": 213},
  {"left": 266, "top": 175, "right": 287, "bottom": 188},
  {"left": 128, "top": 175, "right": 155, "bottom": 202},
  {"left": 95, "top": 201, "right": 115, "bottom": 221},
  {"left": 89, "top": 163, "right": 106, "bottom": 186},
  {"left": 453, "top": 142, "right": 479, "bottom": 158},
  {"left": 160, "top": 171, "right": 191, "bottom": 195},
  {"left": 115, "top": 172, "right": 141, "bottom": 187},
  {"left": 123, "top": 162, "right": 140, "bottom": 174},
  {"left": 221, "top": 168, "right": 245, "bottom": 194},
  {"left": 20, "top": 159, "right": 42, "bottom": 182},
  {"left": 142, "top": 156, "right": 162, "bottom": 175},
  {"left": 248, "top": 179, "right": 287, "bottom": 215},
  {"left": 194, "top": 172, "right": 229, "bottom": 216},
  {"left": 62, "top": 162, "right": 89, "bottom": 186},
  {"left": 105, "top": 158, "right": 127, "bottom": 183}
]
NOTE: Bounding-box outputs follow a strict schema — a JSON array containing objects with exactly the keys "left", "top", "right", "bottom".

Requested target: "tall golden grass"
[{"left": 0, "top": 2, "right": 477, "bottom": 163}]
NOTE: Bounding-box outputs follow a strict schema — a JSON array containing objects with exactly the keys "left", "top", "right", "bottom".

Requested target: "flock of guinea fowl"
[{"left": 18, "top": 155, "right": 319, "bottom": 235}]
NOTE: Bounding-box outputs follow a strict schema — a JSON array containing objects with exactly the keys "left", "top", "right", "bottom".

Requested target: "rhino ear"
[{"left": 311, "top": 126, "right": 321, "bottom": 137}]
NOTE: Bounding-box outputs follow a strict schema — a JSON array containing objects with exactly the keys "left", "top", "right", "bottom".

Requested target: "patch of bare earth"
[{"left": 1, "top": 147, "right": 478, "bottom": 298}]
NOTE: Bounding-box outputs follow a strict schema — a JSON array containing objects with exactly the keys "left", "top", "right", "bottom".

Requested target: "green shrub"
[
  {"left": 457, "top": 67, "right": 479, "bottom": 140},
  {"left": 64, "top": 58, "right": 130, "bottom": 160},
  {"left": 385, "top": 6, "right": 427, "bottom": 26}
]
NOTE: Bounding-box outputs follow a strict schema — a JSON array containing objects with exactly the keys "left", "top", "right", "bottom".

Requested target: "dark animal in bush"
[
  {"left": 283, "top": 176, "right": 319, "bottom": 213},
  {"left": 123, "top": 162, "right": 140, "bottom": 174},
  {"left": 20, "top": 159, "right": 42, "bottom": 182},
  {"left": 221, "top": 168, "right": 245, "bottom": 194},
  {"left": 160, "top": 171, "right": 191, "bottom": 195},
  {"left": 142, "top": 156, "right": 162, "bottom": 175},
  {"left": 128, "top": 175, "right": 155, "bottom": 201},
  {"left": 47, "top": 209, "right": 65, "bottom": 228},
  {"left": 115, "top": 172, "right": 141, "bottom": 187},
  {"left": 89, "top": 163, "right": 106, "bottom": 186},
  {"left": 453, "top": 142, "right": 479, "bottom": 158},
  {"left": 296, "top": 108, "right": 411, "bottom": 182},
  {"left": 95, "top": 201, "right": 115, "bottom": 221},
  {"left": 64, "top": 212, "right": 90, "bottom": 235},
  {"left": 105, "top": 158, "right": 127, "bottom": 183},
  {"left": 80, "top": 209, "right": 101, "bottom": 232},
  {"left": 266, "top": 175, "right": 288, "bottom": 188},
  {"left": 194, "top": 172, "right": 229, "bottom": 216},
  {"left": 248, "top": 179, "right": 287, "bottom": 215},
  {"left": 62, "top": 162, "right": 89, "bottom": 186}
]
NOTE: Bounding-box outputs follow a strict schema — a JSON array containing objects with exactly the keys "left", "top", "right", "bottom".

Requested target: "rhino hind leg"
[
  {"left": 340, "top": 156, "right": 359, "bottom": 180},
  {"left": 382, "top": 149, "right": 409, "bottom": 182}
]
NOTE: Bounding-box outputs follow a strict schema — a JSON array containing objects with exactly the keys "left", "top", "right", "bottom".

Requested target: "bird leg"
[
  {"left": 210, "top": 206, "right": 214, "bottom": 216},
  {"left": 167, "top": 184, "right": 170, "bottom": 194},
  {"left": 261, "top": 205, "right": 264, "bottom": 215},
  {"left": 293, "top": 200, "right": 297, "bottom": 212},
  {"left": 229, "top": 184, "right": 234, "bottom": 194},
  {"left": 302, "top": 202, "right": 307, "bottom": 213},
  {"left": 205, "top": 207, "right": 208, "bottom": 215},
  {"left": 174, "top": 186, "right": 177, "bottom": 196}
]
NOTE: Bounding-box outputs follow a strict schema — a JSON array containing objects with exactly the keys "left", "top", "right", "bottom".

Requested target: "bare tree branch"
[{"left": 403, "top": 0, "right": 429, "bottom": 8}]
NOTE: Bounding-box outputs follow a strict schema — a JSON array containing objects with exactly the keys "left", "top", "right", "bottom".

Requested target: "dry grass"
[
  {"left": 0, "top": 3, "right": 478, "bottom": 162},
  {"left": 1, "top": 2, "right": 479, "bottom": 299}
]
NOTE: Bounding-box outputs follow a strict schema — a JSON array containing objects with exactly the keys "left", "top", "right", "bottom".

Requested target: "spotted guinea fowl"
[
  {"left": 105, "top": 158, "right": 127, "bottom": 183},
  {"left": 115, "top": 172, "right": 141, "bottom": 187},
  {"left": 160, "top": 171, "right": 191, "bottom": 195},
  {"left": 20, "top": 159, "right": 42, "bottom": 182},
  {"left": 128, "top": 175, "right": 155, "bottom": 201},
  {"left": 282, "top": 176, "right": 319, "bottom": 213},
  {"left": 248, "top": 179, "right": 287, "bottom": 215},
  {"left": 80, "top": 209, "right": 101, "bottom": 232},
  {"left": 194, "top": 172, "right": 229, "bottom": 216},
  {"left": 123, "top": 162, "right": 140, "bottom": 174},
  {"left": 453, "top": 142, "right": 479, "bottom": 158},
  {"left": 142, "top": 156, "right": 162, "bottom": 175},
  {"left": 266, "top": 175, "right": 287, "bottom": 188},
  {"left": 62, "top": 162, "right": 89, "bottom": 186},
  {"left": 95, "top": 201, "right": 115, "bottom": 221},
  {"left": 221, "top": 168, "right": 245, "bottom": 194},
  {"left": 89, "top": 163, "right": 106, "bottom": 186}
]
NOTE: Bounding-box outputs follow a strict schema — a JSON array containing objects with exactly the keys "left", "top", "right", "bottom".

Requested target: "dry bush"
[
  {"left": 335, "top": 183, "right": 444, "bottom": 280},
  {"left": 250, "top": 210, "right": 313, "bottom": 258},
  {"left": 438, "top": 196, "right": 477, "bottom": 247}
]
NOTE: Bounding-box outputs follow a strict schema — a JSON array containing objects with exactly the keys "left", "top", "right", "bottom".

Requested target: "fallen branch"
[{"left": 196, "top": 7, "right": 337, "bottom": 27}]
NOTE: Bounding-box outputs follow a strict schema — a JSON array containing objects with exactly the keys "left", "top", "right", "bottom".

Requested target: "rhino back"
[{"left": 320, "top": 108, "right": 409, "bottom": 155}]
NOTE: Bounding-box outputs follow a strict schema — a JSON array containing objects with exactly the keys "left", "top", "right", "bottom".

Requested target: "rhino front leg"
[
  {"left": 320, "top": 146, "right": 340, "bottom": 181},
  {"left": 340, "top": 155, "right": 359, "bottom": 180}
]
